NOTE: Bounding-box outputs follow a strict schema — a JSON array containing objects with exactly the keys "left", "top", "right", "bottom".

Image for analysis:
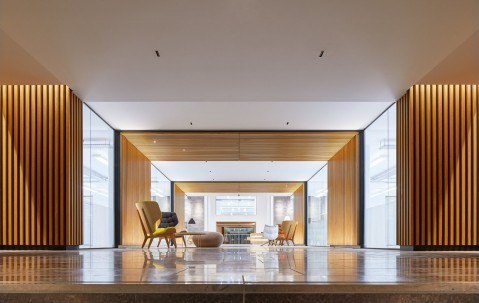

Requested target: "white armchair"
[{"left": 263, "top": 224, "right": 279, "bottom": 246}]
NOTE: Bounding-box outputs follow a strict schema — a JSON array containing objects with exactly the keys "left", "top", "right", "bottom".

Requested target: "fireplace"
[{"left": 216, "top": 222, "right": 256, "bottom": 244}]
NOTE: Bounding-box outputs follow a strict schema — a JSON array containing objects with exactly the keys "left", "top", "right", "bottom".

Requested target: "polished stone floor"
[
  {"left": 0, "top": 245, "right": 479, "bottom": 302},
  {"left": 1, "top": 245, "right": 479, "bottom": 291}
]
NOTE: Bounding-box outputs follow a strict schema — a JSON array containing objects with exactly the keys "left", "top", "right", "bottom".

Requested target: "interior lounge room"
[{"left": 1, "top": 1, "right": 479, "bottom": 302}]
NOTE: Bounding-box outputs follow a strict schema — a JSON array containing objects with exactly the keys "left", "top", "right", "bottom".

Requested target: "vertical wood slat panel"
[
  {"left": 0, "top": 85, "right": 82, "bottom": 247},
  {"left": 25, "top": 85, "right": 30, "bottom": 245},
  {"left": 327, "top": 135, "right": 359, "bottom": 246},
  {"left": 120, "top": 135, "right": 151, "bottom": 246},
  {"left": 1, "top": 86, "right": 6, "bottom": 243},
  {"left": 473, "top": 86, "right": 478, "bottom": 245},
  {"left": 19, "top": 86, "right": 25, "bottom": 245},
  {"left": 397, "top": 84, "right": 479, "bottom": 246}
]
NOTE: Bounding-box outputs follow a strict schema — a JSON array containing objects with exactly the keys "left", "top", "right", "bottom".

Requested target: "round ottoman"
[{"left": 192, "top": 232, "right": 224, "bottom": 247}]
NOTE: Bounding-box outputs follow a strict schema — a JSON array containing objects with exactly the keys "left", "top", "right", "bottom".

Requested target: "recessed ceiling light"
[
  {"left": 153, "top": 140, "right": 157, "bottom": 143},
  {"left": 319, "top": 50, "right": 325, "bottom": 58},
  {"left": 155, "top": 50, "right": 160, "bottom": 57}
]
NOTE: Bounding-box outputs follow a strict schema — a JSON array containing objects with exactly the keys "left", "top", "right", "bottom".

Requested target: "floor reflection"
[{"left": 0, "top": 246, "right": 479, "bottom": 284}]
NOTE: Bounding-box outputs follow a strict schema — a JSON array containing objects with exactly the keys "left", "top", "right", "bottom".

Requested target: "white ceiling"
[
  {"left": 153, "top": 161, "right": 326, "bottom": 182},
  {"left": 1, "top": 0, "right": 479, "bottom": 131},
  {"left": 88, "top": 101, "right": 387, "bottom": 130}
]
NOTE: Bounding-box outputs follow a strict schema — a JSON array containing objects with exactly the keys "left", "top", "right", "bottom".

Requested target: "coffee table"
[{"left": 174, "top": 231, "right": 208, "bottom": 247}]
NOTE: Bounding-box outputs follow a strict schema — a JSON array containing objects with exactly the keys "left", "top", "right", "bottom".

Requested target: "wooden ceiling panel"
[
  {"left": 239, "top": 132, "right": 357, "bottom": 161},
  {"left": 122, "top": 132, "right": 240, "bottom": 161},
  {"left": 121, "top": 131, "right": 357, "bottom": 161},
  {"left": 175, "top": 182, "right": 303, "bottom": 193}
]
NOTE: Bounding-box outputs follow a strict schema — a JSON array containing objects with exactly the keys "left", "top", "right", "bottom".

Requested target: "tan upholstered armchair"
[{"left": 276, "top": 220, "right": 293, "bottom": 246}]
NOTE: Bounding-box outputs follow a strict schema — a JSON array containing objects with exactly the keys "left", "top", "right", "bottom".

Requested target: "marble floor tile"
[{"left": 1, "top": 245, "right": 479, "bottom": 294}]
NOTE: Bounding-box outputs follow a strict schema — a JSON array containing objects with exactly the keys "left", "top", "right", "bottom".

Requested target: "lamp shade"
[
  {"left": 283, "top": 216, "right": 291, "bottom": 221},
  {"left": 188, "top": 218, "right": 196, "bottom": 224}
]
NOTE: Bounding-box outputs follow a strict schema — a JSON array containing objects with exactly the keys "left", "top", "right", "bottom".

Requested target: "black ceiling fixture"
[
  {"left": 155, "top": 50, "right": 160, "bottom": 57},
  {"left": 319, "top": 50, "right": 325, "bottom": 58}
]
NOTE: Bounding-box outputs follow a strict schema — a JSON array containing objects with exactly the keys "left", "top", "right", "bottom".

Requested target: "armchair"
[
  {"left": 276, "top": 220, "right": 293, "bottom": 246},
  {"left": 136, "top": 201, "right": 177, "bottom": 249}
]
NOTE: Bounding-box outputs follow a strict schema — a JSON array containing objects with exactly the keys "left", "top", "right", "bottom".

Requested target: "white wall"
[{"left": 186, "top": 193, "right": 290, "bottom": 233}]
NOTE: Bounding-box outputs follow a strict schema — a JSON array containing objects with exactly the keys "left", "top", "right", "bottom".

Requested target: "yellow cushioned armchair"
[{"left": 136, "top": 201, "right": 177, "bottom": 249}]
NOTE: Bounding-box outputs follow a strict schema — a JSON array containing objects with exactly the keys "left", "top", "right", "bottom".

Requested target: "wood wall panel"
[
  {"left": 122, "top": 131, "right": 357, "bottom": 161},
  {"left": 175, "top": 182, "right": 303, "bottom": 194},
  {"left": 120, "top": 135, "right": 151, "bottom": 246},
  {"left": 397, "top": 84, "right": 479, "bottom": 247},
  {"left": 174, "top": 184, "right": 186, "bottom": 231},
  {"left": 327, "top": 135, "right": 359, "bottom": 246},
  {"left": 0, "top": 85, "right": 82, "bottom": 247},
  {"left": 293, "top": 184, "right": 305, "bottom": 245}
]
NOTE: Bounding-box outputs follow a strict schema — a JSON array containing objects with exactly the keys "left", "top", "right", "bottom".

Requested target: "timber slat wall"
[
  {"left": 327, "top": 135, "right": 359, "bottom": 246},
  {"left": 174, "top": 184, "right": 186, "bottom": 231},
  {"left": 0, "top": 85, "right": 82, "bottom": 247},
  {"left": 120, "top": 135, "right": 151, "bottom": 246},
  {"left": 397, "top": 84, "right": 479, "bottom": 246},
  {"left": 293, "top": 184, "right": 305, "bottom": 245}
]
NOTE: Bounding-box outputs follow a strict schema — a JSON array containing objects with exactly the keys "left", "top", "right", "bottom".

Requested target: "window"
[
  {"left": 82, "top": 105, "right": 115, "bottom": 248},
  {"left": 364, "top": 104, "right": 397, "bottom": 248},
  {"left": 216, "top": 196, "right": 256, "bottom": 216}
]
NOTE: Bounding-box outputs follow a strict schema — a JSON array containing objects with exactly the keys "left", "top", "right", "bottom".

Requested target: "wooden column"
[
  {"left": 397, "top": 84, "right": 479, "bottom": 249},
  {"left": 120, "top": 135, "right": 151, "bottom": 246},
  {"left": 174, "top": 184, "right": 186, "bottom": 231},
  {"left": 0, "top": 85, "right": 82, "bottom": 248},
  {"left": 327, "top": 135, "right": 359, "bottom": 246},
  {"left": 293, "top": 184, "right": 305, "bottom": 245}
]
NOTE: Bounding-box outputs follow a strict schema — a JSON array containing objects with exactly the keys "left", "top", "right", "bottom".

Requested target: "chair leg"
[
  {"left": 147, "top": 238, "right": 154, "bottom": 249},
  {"left": 172, "top": 237, "right": 177, "bottom": 248},
  {"left": 157, "top": 238, "right": 162, "bottom": 247},
  {"left": 141, "top": 237, "right": 148, "bottom": 249},
  {"left": 165, "top": 237, "right": 170, "bottom": 248}
]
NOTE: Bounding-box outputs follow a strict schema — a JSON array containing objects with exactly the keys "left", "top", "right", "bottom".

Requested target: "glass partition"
[
  {"left": 364, "top": 104, "right": 397, "bottom": 248},
  {"left": 151, "top": 164, "right": 171, "bottom": 212},
  {"left": 82, "top": 105, "right": 115, "bottom": 248},
  {"left": 307, "top": 165, "right": 328, "bottom": 246}
]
